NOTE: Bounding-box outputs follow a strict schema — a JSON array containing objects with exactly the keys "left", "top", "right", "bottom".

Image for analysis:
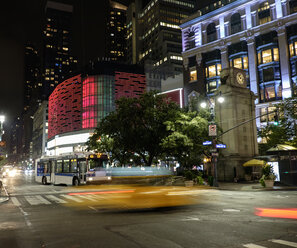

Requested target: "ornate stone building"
[{"left": 180, "top": 0, "right": 297, "bottom": 128}]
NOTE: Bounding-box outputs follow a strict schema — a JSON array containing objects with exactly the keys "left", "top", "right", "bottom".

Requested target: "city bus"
[{"left": 35, "top": 153, "right": 111, "bottom": 186}]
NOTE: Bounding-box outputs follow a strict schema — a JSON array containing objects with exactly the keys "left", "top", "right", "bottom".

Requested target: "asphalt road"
[{"left": 1, "top": 172, "right": 297, "bottom": 248}]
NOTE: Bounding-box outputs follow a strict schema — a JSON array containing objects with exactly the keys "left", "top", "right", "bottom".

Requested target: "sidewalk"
[
  {"left": 0, "top": 179, "right": 9, "bottom": 203},
  {"left": 217, "top": 181, "right": 297, "bottom": 191}
]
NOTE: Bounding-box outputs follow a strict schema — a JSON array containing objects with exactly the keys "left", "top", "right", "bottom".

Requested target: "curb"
[{"left": 0, "top": 180, "right": 9, "bottom": 203}]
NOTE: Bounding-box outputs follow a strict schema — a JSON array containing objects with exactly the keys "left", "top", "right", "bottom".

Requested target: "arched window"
[
  {"left": 289, "top": 0, "right": 297, "bottom": 13},
  {"left": 258, "top": 2, "right": 271, "bottom": 25},
  {"left": 230, "top": 13, "right": 241, "bottom": 34},
  {"left": 207, "top": 23, "right": 217, "bottom": 43}
]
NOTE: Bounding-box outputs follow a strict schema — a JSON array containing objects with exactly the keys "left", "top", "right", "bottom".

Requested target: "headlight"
[
  {"left": 8, "top": 170, "right": 16, "bottom": 177},
  {"left": 107, "top": 176, "right": 111, "bottom": 180},
  {"left": 88, "top": 177, "right": 93, "bottom": 181}
]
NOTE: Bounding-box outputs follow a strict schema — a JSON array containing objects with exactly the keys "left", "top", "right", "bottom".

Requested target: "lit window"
[
  {"left": 295, "top": 41, "right": 297, "bottom": 56},
  {"left": 217, "top": 64, "right": 221, "bottom": 75},
  {"left": 262, "top": 49, "right": 272, "bottom": 64},
  {"left": 243, "top": 57, "right": 248, "bottom": 69},
  {"left": 258, "top": 2, "right": 271, "bottom": 25},
  {"left": 190, "top": 67, "right": 197, "bottom": 81},
  {"left": 289, "top": 43, "right": 294, "bottom": 57},
  {"left": 233, "top": 58, "right": 242, "bottom": 69},
  {"left": 208, "top": 65, "right": 216, "bottom": 77},
  {"left": 273, "top": 48, "right": 279, "bottom": 61}
]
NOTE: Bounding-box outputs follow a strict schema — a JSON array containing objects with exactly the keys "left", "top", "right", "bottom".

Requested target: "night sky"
[{"left": 0, "top": 0, "right": 206, "bottom": 126}]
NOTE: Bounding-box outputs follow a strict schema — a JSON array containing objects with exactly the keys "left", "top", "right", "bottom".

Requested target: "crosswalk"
[
  {"left": 243, "top": 239, "right": 297, "bottom": 248},
  {"left": 10, "top": 193, "right": 103, "bottom": 207}
]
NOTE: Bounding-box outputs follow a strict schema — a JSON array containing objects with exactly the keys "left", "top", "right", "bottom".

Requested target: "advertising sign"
[{"left": 208, "top": 124, "right": 217, "bottom": 136}]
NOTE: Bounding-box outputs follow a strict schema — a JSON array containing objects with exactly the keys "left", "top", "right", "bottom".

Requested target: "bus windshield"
[{"left": 89, "top": 159, "right": 108, "bottom": 171}]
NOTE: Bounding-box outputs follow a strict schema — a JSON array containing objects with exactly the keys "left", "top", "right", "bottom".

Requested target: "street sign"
[
  {"left": 203, "top": 141, "right": 212, "bottom": 145},
  {"left": 216, "top": 144, "right": 226, "bottom": 149},
  {"left": 210, "top": 149, "right": 217, "bottom": 153},
  {"left": 211, "top": 152, "right": 219, "bottom": 156},
  {"left": 208, "top": 124, "right": 217, "bottom": 136}
]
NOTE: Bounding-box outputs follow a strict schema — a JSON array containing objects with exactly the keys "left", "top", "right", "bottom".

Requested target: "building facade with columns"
[{"left": 180, "top": 0, "right": 297, "bottom": 128}]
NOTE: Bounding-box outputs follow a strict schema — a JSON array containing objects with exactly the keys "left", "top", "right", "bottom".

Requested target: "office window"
[
  {"left": 289, "top": 41, "right": 297, "bottom": 57},
  {"left": 273, "top": 48, "right": 279, "bottom": 61},
  {"left": 205, "top": 64, "right": 221, "bottom": 78},
  {"left": 290, "top": 0, "right": 297, "bottom": 13},
  {"left": 207, "top": 23, "right": 217, "bottom": 43},
  {"left": 230, "top": 13, "right": 241, "bottom": 34},
  {"left": 258, "top": 2, "right": 271, "bottom": 25},
  {"left": 232, "top": 57, "right": 248, "bottom": 69},
  {"left": 262, "top": 49, "right": 272, "bottom": 63},
  {"left": 258, "top": 48, "right": 279, "bottom": 64},
  {"left": 189, "top": 67, "right": 197, "bottom": 81}
]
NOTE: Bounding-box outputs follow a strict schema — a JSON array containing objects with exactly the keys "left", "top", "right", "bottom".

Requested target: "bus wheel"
[
  {"left": 73, "top": 177, "right": 79, "bottom": 186},
  {"left": 42, "top": 176, "right": 47, "bottom": 185}
]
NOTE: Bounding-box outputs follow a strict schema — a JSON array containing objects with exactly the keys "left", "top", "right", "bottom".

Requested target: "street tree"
[
  {"left": 258, "top": 93, "right": 297, "bottom": 154},
  {"left": 161, "top": 109, "right": 210, "bottom": 168},
  {"left": 86, "top": 91, "right": 180, "bottom": 166}
]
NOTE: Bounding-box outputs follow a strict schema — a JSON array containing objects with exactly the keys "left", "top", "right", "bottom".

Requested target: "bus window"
[
  {"left": 70, "top": 159, "right": 78, "bottom": 173},
  {"left": 63, "top": 160, "right": 70, "bottom": 173},
  {"left": 44, "top": 162, "right": 48, "bottom": 173},
  {"left": 89, "top": 158, "right": 108, "bottom": 171},
  {"left": 57, "top": 160, "right": 63, "bottom": 173},
  {"left": 79, "top": 160, "right": 87, "bottom": 173}
]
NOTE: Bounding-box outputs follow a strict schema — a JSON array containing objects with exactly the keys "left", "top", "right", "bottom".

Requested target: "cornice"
[{"left": 182, "top": 13, "right": 297, "bottom": 57}]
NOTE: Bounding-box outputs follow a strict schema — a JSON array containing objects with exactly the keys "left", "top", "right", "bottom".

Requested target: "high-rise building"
[
  {"left": 24, "top": 45, "right": 42, "bottom": 112},
  {"left": 180, "top": 0, "right": 297, "bottom": 129},
  {"left": 42, "top": 0, "right": 78, "bottom": 99},
  {"left": 105, "top": 1, "right": 128, "bottom": 62},
  {"left": 127, "top": 0, "right": 197, "bottom": 91}
]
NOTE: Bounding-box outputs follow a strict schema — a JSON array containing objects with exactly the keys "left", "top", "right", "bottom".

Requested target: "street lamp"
[
  {"left": 0, "top": 115, "right": 5, "bottom": 142},
  {"left": 200, "top": 94, "right": 224, "bottom": 187}
]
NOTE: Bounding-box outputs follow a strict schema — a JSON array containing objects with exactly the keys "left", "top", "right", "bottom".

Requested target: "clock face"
[{"left": 236, "top": 72, "right": 244, "bottom": 85}]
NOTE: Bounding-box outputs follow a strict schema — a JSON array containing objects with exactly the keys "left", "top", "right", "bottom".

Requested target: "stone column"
[
  {"left": 195, "top": 23, "right": 202, "bottom": 46},
  {"left": 247, "top": 36, "right": 259, "bottom": 103},
  {"left": 245, "top": 4, "right": 252, "bottom": 29},
  {"left": 277, "top": 26, "right": 292, "bottom": 98},
  {"left": 275, "top": 0, "right": 283, "bottom": 18},
  {"left": 220, "top": 16, "right": 225, "bottom": 38},
  {"left": 221, "top": 46, "right": 229, "bottom": 69}
]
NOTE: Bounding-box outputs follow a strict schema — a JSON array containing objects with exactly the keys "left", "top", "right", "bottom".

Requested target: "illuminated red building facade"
[
  {"left": 48, "top": 62, "right": 146, "bottom": 144},
  {"left": 48, "top": 75, "right": 82, "bottom": 139}
]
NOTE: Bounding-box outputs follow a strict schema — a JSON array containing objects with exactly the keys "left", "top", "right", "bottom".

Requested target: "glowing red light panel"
[
  {"left": 115, "top": 71, "right": 146, "bottom": 100},
  {"left": 48, "top": 75, "right": 82, "bottom": 139},
  {"left": 255, "top": 208, "right": 297, "bottom": 219}
]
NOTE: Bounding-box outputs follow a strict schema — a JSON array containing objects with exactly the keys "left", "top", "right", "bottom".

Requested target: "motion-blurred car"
[{"left": 1, "top": 165, "right": 14, "bottom": 177}]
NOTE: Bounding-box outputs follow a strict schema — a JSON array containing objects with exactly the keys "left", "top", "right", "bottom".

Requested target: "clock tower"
[{"left": 215, "top": 68, "right": 258, "bottom": 181}]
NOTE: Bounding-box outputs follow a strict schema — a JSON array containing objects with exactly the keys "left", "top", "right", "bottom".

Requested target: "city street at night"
[{"left": 1, "top": 172, "right": 297, "bottom": 248}]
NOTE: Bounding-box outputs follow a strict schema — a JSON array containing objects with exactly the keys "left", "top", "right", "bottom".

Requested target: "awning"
[
  {"left": 243, "top": 159, "right": 267, "bottom": 167},
  {"left": 267, "top": 144, "right": 297, "bottom": 152}
]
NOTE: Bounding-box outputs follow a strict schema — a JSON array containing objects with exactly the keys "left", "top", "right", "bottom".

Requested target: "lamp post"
[
  {"left": 200, "top": 94, "right": 224, "bottom": 187},
  {"left": 0, "top": 115, "right": 5, "bottom": 142}
]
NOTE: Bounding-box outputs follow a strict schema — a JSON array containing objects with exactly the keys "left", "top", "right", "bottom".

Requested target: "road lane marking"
[
  {"left": 11, "top": 197, "right": 21, "bottom": 207},
  {"left": 270, "top": 239, "right": 297, "bottom": 247},
  {"left": 60, "top": 194, "right": 83, "bottom": 202},
  {"left": 77, "top": 195, "right": 97, "bottom": 202},
  {"left": 35, "top": 195, "right": 51, "bottom": 205},
  {"left": 243, "top": 244, "right": 266, "bottom": 248},
  {"left": 45, "top": 195, "right": 67, "bottom": 204},
  {"left": 25, "top": 196, "right": 46, "bottom": 205},
  {"left": 223, "top": 209, "right": 241, "bottom": 212}
]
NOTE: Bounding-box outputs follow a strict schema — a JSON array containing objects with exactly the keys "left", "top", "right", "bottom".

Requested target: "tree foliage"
[
  {"left": 258, "top": 93, "right": 297, "bottom": 154},
  {"left": 86, "top": 91, "right": 210, "bottom": 168},
  {"left": 161, "top": 110, "right": 209, "bottom": 168}
]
